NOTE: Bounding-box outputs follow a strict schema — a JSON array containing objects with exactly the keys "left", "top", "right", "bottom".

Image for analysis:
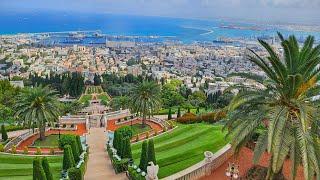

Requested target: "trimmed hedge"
[
  {"left": 177, "top": 111, "right": 226, "bottom": 124},
  {"left": 139, "top": 140, "right": 148, "bottom": 172},
  {"left": 33, "top": 157, "right": 47, "bottom": 180},
  {"left": 63, "top": 145, "right": 75, "bottom": 170},
  {"left": 42, "top": 157, "right": 53, "bottom": 180},
  {"left": 147, "top": 139, "right": 156, "bottom": 165},
  {"left": 128, "top": 166, "right": 145, "bottom": 180},
  {"left": 68, "top": 167, "right": 82, "bottom": 180},
  {"left": 1, "top": 125, "right": 8, "bottom": 141},
  {"left": 107, "top": 146, "right": 129, "bottom": 174}
]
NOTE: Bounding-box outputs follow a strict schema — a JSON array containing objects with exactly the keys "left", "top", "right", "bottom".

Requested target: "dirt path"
[{"left": 84, "top": 127, "right": 127, "bottom": 180}]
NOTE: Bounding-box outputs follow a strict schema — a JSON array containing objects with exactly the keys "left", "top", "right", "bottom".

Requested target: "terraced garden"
[
  {"left": 131, "top": 123, "right": 229, "bottom": 178},
  {"left": 0, "top": 153, "right": 62, "bottom": 180}
]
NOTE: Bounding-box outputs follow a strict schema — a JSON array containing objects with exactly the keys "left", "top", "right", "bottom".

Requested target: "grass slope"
[
  {"left": 131, "top": 123, "right": 228, "bottom": 178},
  {"left": 0, "top": 153, "right": 62, "bottom": 180}
]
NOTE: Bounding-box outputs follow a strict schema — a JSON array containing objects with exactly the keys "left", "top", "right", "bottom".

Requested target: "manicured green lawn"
[
  {"left": 97, "top": 94, "right": 110, "bottom": 104},
  {"left": 131, "top": 123, "right": 229, "bottom": 178},
  {"left": 0, "top": 153, "right": 62, "bottom": 180},
  {"left": 33, "top": 134, "right": 60, "bottom": 147},
  {"left": 130, "top": 124, "right": 151, "bottom": 135},
  {"left": 79, "top": 94, "right": 92, "bottom": 103}
]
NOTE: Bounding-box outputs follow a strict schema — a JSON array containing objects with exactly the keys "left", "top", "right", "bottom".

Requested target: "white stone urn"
[
  {"left": 145, "top": 162, "right": 159, "bottom": 180},
  {"left": 204, "top": 151, "right": 214, "bottom": 163}
]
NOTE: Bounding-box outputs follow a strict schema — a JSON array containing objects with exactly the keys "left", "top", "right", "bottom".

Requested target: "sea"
[{"left": 0, "top": 11, "right": 319, "bottom": 44}]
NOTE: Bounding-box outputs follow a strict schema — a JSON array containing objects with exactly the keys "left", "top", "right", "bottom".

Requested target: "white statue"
[{"left": 146, "top": 162, "right": 159, "bottom": 180}]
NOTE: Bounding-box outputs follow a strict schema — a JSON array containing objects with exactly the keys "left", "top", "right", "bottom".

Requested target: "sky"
[{"left": 1, "top": 0, "right": 320, "bottom": 25}]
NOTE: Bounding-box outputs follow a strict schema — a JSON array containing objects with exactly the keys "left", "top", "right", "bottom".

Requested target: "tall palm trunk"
[{"left": 39, "top": 123, "right": 46, "bottom": 141}]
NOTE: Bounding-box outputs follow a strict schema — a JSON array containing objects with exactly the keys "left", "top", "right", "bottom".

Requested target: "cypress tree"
[
  {"left": 139, "top": 140, "right": 148, "bottom": 172},
  {"left": 63, "top": 145, "right": 75, "bottom": 170},
  {"left": 33, "top": 157, "right": 47, "bottom": 180},
  {"left": 113, "top": 130, "right": 118, "bottom": 150},
  {"left": 196, "top": 107, "right": 200, "bottom": 114},
  {"left": 187, "top": 107, "right": 191, "bottom": 113},
  {"left": 71, "top": 139, "right": 80, "bottom": 163},
  {"left": 76, "top": 135, "right": 83, "bottom": 154},
  {"left": 177, "top": 107, "right": 181, "bottom": 118},
  {"left": 122, "top": 137, "right": 132, "bottom": 159},
  {"left": 168, "top": 108, "right": 172, "bottom": 120},
  {"left": 1, "top": 125, "right": 8, "bottom": 141},
  {"left": 42, "top": 157, "right": 53, "bottom": 180},
  {"left": 68, "top": 167, "right": 83, "bottom": 180},
  {"left": 147, "top": 139, "right": 157, "bottom": 165}
]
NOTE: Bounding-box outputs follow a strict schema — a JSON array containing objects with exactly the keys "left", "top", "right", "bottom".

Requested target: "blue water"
[{"left": 0, "top": 11, "right": 319, "bottom": 43}]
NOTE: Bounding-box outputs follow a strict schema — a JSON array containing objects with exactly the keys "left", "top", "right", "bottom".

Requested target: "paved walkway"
[{"left": 85, "top": 127, "right": 127, "bottom": 180}]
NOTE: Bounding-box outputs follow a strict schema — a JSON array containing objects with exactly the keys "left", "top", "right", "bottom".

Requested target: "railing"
[
  {"left": 4, "top": 129, "right": 39, "bottom": 152},
  {"left": 162, "top": 144, "right": 233, "bottom": 180}
]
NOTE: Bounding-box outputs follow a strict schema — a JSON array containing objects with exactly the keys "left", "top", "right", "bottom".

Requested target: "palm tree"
[
  {"left": 225, "top": 33, "right": 320, "bottom": 180},
  {"left": 131, "top": 81, "right": 161, "bottom": 126},
  {"left": 15, "top": 86, "right": 60, "bottom": 140}
]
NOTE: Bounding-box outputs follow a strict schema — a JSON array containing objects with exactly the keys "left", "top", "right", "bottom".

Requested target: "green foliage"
[
  {"left": 11, "top": 145, "right": 16, "bottom": 154},
  {"left": 33, "top": 157, "right": 47, "bottom": 180},
  {"left": 128, "top": 166, "right": 145, "bottom": 180},
  {"left": 63, "top": 145, "right": 75, "bottom": 170},
  {"left": 58, "top": 134, "right": 76, "bottom": 149},
  {"left": 168, "top": 108, "right": 172, "bottom": 120},
  {"left": 1, "top": 124, "right": 8, "bottom": 141},
  {"left": 161, "top": 83, "right": 185, "bottom": 108},
  {"left": 177, "top": 111, "right": 226, "bottom": 124},
  {"left": 110, "top": 96, "right": 130, "bottom": 110},
  {"left": 226, "top": 33, "right": 320, "bottom": 179},
  {"left": 76, "top": 135, "right": 83, "bottom": 154},
  {"left": 68, "top": 167, "right": 83, "bottom": 180},
  {"left": 131, "top": 81, "right": 161, "bottom": 126},
  {"left": 93, "top": 74, "right": 102, "bottom": 86},
  {"left": 35, "top": 147, "right": 42, "bottom": 155},
  {"left": 14, "top": 86, "right": 60, "bottom": 141},
  {"left": 188, "top": 91, "right": 206, "bottom": 107},
  {"left": 122, "top": 137, "right": 132, "bottom": 159},
  {"left": 139, "top": 140, "right": 148, "bottom": 172},
  {"left": 0, "top": 144, "right": 4, "bottom": 152},
  {"left": 147, "top": 139, "right": 156, "bottom": 165},
  {"left": 42, "top": 157, "right": 53, "bottom": 180},
  {"left": 177, "top": 107, "right": 181, "bottom": 118}
]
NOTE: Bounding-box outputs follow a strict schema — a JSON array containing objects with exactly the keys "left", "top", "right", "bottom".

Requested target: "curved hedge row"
[{"left": 176, "top": 111, "right": 226, "bottom": 124}]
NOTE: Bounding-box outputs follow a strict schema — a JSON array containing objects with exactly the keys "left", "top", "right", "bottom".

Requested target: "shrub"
[
  {"left": 42, "top": 157, "right": 53, "bottom": 180},
  {"left": 59, "top": 134, "right": 76, "bottom": 149},
  {"left": 113, "top": 158, "right": 129, "bottom": 173},
  {"left": 71, "top": 138, "right": 80, "bottom": 163},
  {"left": 139, "top": 140, "right": 148, "bottom": 172},
  {"left": 33, "top": 157, "right": 47, "bottom": 180},
  {"left": 68, "top": 167, "right": 83, "bottom": 180},
  {"left": 1, "top": 125, "right": 8, "bottom": 141},
  {"left": 122, "top": 137, "right": 132, "bottom": 159},
  {"left": 11, "top": 145, "right": 16, "bottom": 154},
  {"left": 128, "top": 166, "right": 145, "bottom": 180},
  {"left": 0, "top": 144, "right": 4, "bottom": 152},
  {"left": 35, "top": 147, "right": 42, "bottom": 155},
  {"left": 63, "top": 145, "right": 75, "bottom": 170},
  {"left": 168, "top": 108, "right": 172, "bottom": 120},
  {"left": 147, "top": 139, "right": 156, "bottom": 165},
  {"left": 23, "top": 146, "right": 29, "bottom": 154},
  {"left": 135, "top": 135, "right": 139, "bottom": 142},
  {"left": 177, "top": 107, "right": 181, "bottom": 118},
  {"left": 76, "top": 135, "right": 83, "bottom": 154},
  {"left": 177, "top": 111, "right": 226, "bottom": 124},
  {"left": 154, "top": 130, "right": 158, "bottom": 136},
  {"left": 49, "top": 148, "right": 55, "bottom": 155},
  {"left": 145, "top": 132, "right": 149, "bottom": 139}
]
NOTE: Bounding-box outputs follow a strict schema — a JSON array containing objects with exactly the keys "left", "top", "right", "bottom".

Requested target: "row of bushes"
[
  {"left": 113, "top": 126, "right": 133, "bottom": 159},
  {"left": 33, "top": 157, "right": 54, "bottom": 180},
  {"left": 176, "top": 111, "right": 226, "bottom": 124},
  {"left": 107, "top": 144, "right": 130, "bottom": 173}
]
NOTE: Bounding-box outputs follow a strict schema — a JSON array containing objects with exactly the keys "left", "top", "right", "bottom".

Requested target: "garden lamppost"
[{"left": 225, "top": 163, "right": 239, "bottom": 179}]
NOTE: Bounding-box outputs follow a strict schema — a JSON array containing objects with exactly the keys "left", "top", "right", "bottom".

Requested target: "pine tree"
[
  {"left": 177, "top": 107, "right": 181, "bottom": 118},
  {"left": 147, "top": 139, "right": 156, "bottom": 165},
  {"left": 42, "top": 157, "right": 53, "bottom": 180},
  {"left": 139, "top": 140, "right": 148, "bottom": 172},
  {"left": 1, "top": 125, "right": 8, "bottom": 141},
  {"left": 168, "top": 108, "right": 172, "bottom": 120},
  {"left": 63, "top": 145, "right": 75, "bottom": 170},
  {"left": 33, "top": 157, "right": 47, "bottom": 180}
]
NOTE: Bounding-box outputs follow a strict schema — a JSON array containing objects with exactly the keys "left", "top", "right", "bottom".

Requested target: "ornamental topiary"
[
  {"left": 59, "top": 134, "right": 76, "bottom": 149},
  {"left": 23, "top": 146, "right": 29, "bottom": 154},
  {"left": 68, "top": 167, "right": 83, "bottom": 180},
  {"left": 1, "top": 125, "right": 8, "bottom": 141},
  {"left": 33, "top": 157, "right": 47, "bottom": 180},
  {"left": 42, "top": 157, "right": 53, "bottom": 180},
  {"left": 11, "top": 145, "right": 16, "bottom": 154},
  {"left": 76, "top": 135, "right": 83, "bottom": 154},
  {"left": 63, "top": 145, "right": 75, "bottom": 170},
  {"left": 35, "top": 147, "right": 42, "bottom": 155},
  {"left": 71, "top": 138, "right": 80, "bottom": 163},
  {"left": 122, "top": 137, "right": 132, "bottom": 159},
  {"left": 0, "top": 144, "right": 4, "bottom": 152},
  {"left": 168, "top": 108, "right": 172, "bottom": 120},
  {"left": 147, "top": 139, "right": 156, "bottom": 165},
  {"left": 139, "top": 140, "right": 148, "bottom": 172}
]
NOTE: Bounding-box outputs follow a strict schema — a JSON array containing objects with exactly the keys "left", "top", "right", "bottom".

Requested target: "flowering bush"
[{"left": 177, "top": 111, "right": 226, "bottom": 124}]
